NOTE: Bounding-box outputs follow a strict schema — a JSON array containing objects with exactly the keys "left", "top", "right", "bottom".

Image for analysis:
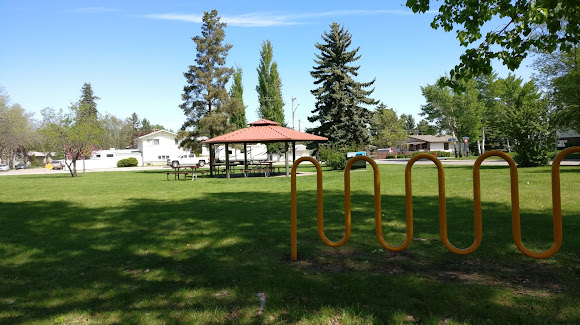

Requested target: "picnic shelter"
[{"left": 202, "top": 119, "right": 328, "bottom": 178}]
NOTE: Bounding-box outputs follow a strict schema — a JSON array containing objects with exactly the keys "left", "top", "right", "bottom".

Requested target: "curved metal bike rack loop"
[{"left": 290, "top": 147, "right": 579, "bottom": 260}]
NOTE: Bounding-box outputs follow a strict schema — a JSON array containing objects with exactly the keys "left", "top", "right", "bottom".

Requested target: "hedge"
[
  {"left": 385, "top": 151, "right": 451, "bottom": 159},
  {"left": 117, "top": 157, "right": 139, "bottom": 167}
]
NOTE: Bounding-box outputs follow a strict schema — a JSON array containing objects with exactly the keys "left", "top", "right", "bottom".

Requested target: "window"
[
  {"left": 444, "top": 142, "right": 449, "bottom": 150},
  {"left": 158, "top": 155, "right": 169, "bottom": 160},
  {"left": 96, "top": 154, "right": 101, "bottom": 158},
  {"left": 146, "top": 139, "right": 152, "bottom": 143},
  {"left": 153, "top": 139, "right": 160, "bottom": 145},
  {"left": 107, "top": 154, "right": 114, "bottom": 158},
  {"left": 175, "top": 139, "right": 178, "bottom": 145}
]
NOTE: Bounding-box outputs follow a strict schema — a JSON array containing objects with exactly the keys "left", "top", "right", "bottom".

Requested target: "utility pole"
[
  {"left": 298, "top": 119, "right": 301, "bottom": 132},
  {"left": 291, "top": 97, "right": 299, "bottom": 130}
]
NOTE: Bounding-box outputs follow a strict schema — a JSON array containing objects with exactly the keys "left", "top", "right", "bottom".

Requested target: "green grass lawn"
[{"left": 1, "top": 164, "right": 579, "bottom": 324}]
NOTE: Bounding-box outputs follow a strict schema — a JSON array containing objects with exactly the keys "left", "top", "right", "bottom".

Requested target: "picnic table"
[
  {"left": 165, "top": 165, "right": 200, "bottom": 181},
  {"left": 212, "top": 162, "right": 242, "bottom": 175},
  {"left": 239, "top": 161, "right": 277, "bottom": 177}
]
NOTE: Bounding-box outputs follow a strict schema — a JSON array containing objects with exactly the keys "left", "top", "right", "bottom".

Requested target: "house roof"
[
  {"left": 407, "top": 135, "right": 452, "bottom": 143},
  {"left": 203, "top": 119, "right": 328, "bottom": 144},
  {"left": 137, "top": 129, "right": 177, "bottom": 140}
]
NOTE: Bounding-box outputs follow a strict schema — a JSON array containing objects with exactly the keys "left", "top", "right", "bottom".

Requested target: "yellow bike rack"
[{"left": 290, "top": 147, "right": 580, "bottom": 260}]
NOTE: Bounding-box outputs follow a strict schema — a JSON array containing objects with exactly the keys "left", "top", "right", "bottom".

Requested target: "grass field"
[{"left": 1, "top": 163, "right": 579, "bottom": 324}]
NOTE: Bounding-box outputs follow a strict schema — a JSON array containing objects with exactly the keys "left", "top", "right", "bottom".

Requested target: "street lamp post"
[{"left": 291, "top": 97, "right": 299, "bottom": 130}]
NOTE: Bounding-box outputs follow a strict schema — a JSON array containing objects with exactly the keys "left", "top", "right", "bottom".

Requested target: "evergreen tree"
[
  {"left": 309, "top": 23, "right": 378, "bottom": 147},
  {"left": 141, "top": 118, "right": 152, "bottom": 133},
  {"left": 77, "top": 83, "right": 99, "bottom": 119},
  {"left": 256, "top": 40, "right": 285, "bottom": 125},
  {"left": 127, "top": 112, "right": 141, "bottom": 148},
  {"left": 417, "top": 119, "right": 437, "bottom": 135},
  {"left": 180, "top": 9, "right": 234, "bottom": 150},
  {"left": 229, "top": 66, "right": 247, "bottom": 129},
  {"left": 400, "top": 114, "right": 416, "bottom": 134}
]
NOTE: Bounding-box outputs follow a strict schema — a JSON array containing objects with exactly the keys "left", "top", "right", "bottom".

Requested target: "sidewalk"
[
  {"left": 0, "top": 165, "right": 170, "bottom": 176},
  {"left": 374, "top": 158, "right": 580, "bottom": 166}
]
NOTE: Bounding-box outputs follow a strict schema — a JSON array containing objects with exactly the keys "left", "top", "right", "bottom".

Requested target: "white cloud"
[
  {"left": 67, "top": 7, "right": 119, "bottom": 14},
  {"left": 142, "top": 9, "right": 419, "bottom": 27},
  {"left": 143, "top": 13, "right": 203, "bottom": 23}
]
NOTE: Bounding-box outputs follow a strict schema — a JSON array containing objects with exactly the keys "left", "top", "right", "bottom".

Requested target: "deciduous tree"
[
  {"left": 496, "top": 75, "right": 555, "bottom": 167},
  {"left": 533, "top": 46, "right": 580, "bottom": 132},
  {"left": 420, "top": 79, "right": 484, "bottom": 156},
  {"left": 229, "top": 66, "right": 247, "bottom": 129},
  {"left": 256, "top": 40, "right": 285, "bottom": 125},
  {"left": 371, "top": 103, "right": 408, "bottom": 149},
  {"left": 407, "top": 0, "right": 580, "bottom": 87},
  {"left": 0, "top": 90, "right": 35, "bottom": 167}
]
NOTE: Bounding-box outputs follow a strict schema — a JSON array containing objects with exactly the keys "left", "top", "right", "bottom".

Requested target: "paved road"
[
  {"left": 1, "top": 158, "right": 578, "bottom": 177},
  {"left": 0, "top": 165, "right": 171, "bottom": 176},
  {"left": 374, "top": 158, "right": 580, "bottom": 166}
]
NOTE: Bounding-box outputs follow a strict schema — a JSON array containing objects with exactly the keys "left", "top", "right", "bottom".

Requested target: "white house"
[
  {"left": 406, "top": 135, "right": 456, "bottom": 153},
  {"left": 137, "top": 130, "right": 191, "bottom": 165},
  {"left": 85, "top": 149, "right": 144, "bottom": 168}
]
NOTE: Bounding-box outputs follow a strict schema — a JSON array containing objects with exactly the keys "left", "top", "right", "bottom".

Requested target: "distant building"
[
  {"left": 557, "top": 129, "right": 580, "bottom": 148},
  {"left": 136, "top": 130, "right": 192, "bottom": 165},
  {"left": 406, "top": 135, "right": 456, "bottom": 153}
]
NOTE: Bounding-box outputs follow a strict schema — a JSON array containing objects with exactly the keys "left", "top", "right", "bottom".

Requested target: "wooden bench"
[
  {"left": 239, "top": 169, "right": 253, "bottom": 177},
  {"left": 165, "top": 171, "right": 194, "bottom": 180},
  {"left": 253, "top": 168, "right": 273, "bottom": 177}
]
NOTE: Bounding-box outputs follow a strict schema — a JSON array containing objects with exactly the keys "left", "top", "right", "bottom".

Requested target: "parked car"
[
  {"left": 0, "top": 164, "right": 9, "bottom": 172},
  {"left": 51, "top": 161, "right": 64, "bottom": 170},
  {"left": 167, "top": 154, "right": 208, "bottom": 168},
  {"left": 15, "top": 163, "right": 26, "bottom": 169}
]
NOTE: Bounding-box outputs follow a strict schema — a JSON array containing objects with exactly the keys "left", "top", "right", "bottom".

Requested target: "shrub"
[
  {"left": 319, "top": 144, "right": 367, "bottom": 170},
  {"left": 319, "top": 146, "right": 347, "bottom": 170},
  {"left": 410, "top": 151, "right": 450, "bottom": 157},
  {"left": 117, "top": 157, "right": 139, "bottom": 167}
]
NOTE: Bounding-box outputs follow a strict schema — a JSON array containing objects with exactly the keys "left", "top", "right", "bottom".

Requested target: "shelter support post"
[
  {"left": 209, "top": 144, "right": 214, "bottom": 177},
  {"left": 292, "top": 141, "right": 296, "bottom": 164},
  {"left": 244, "top": 143, "right": 248, "bottom": 171},
  {"left": 316, "top": 142, "right": 320, "bottom": 162},
  {"left": 285, "top": 142, "right": 289, "bottom": 177},
  {"left": 225, "top": 143, "right": 230, "bottom": 179}
]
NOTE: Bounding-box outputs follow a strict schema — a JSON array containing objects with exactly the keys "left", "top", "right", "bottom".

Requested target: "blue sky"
[{"left": 0, "top": 1, "right": 533, "bottom": 132}]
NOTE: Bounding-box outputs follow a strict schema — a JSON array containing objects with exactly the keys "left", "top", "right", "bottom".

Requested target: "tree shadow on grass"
[{"left": 1, "top": 189, "right": 580, "bottom": 324}]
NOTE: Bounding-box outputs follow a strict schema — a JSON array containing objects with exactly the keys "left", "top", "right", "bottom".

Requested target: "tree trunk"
[
  {"left": 66, "top": 159, "right": 78, "bottom": 177},
  {"left": 477, "top": 140, "right": 482, "bottom": 156},
  {"left": 481, "top": 126, "right": 486, "bottom": 153},
  {"left": 451, "top": 130, "right": 458, "bottom": 158},
  {"left": 506, "top": 138, "right": 511, "bottom": 152}
]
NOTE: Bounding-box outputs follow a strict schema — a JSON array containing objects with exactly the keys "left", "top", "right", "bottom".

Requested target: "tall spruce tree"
[
  {"left": 180, "top": 9, "right": 234, "bottom": 151},
  {"left": 77, "top": 83, "right": 99, "bottom": 119},
  {"left": 309, "top": 23, "right": 378, "bottom": 147},
  {"left": 256, "top": 40, "right": 285, "bottom": 125}
]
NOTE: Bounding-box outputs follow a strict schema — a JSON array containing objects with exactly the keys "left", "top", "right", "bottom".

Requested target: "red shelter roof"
[{"left": 202, "top": 119, "right": 328, "bottom": 144}]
